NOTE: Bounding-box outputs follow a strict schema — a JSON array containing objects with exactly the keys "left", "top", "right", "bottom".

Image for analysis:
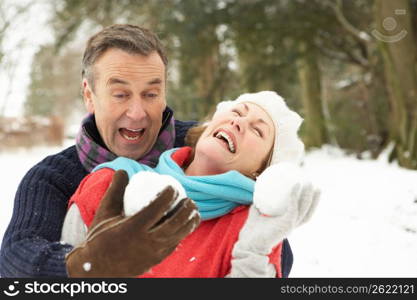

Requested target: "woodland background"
[{"left": 1, "top": 0, "right": 417, "bottom": 170}]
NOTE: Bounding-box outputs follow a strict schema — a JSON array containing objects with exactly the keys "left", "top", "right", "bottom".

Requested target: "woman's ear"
[{"left": 82, "top": 79, "right": 95, "bottom": 114}]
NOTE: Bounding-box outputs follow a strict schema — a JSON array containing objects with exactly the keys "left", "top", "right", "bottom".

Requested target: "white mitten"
[
  {"left": 123, "top": 171, "right": 187, "bottom": 217},
  {"left": 227, "top": 163, "right": 320, "bottom": 277},
  {"left": 254, "top": 162, "right": 304, "bottom": 216}
]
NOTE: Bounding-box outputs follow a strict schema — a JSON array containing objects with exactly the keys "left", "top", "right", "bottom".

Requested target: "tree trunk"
[
  {"left": 196, "top": 45, "right": 219, "bottom": 117},
  {"left": 375, "top": 0, "right": 417, "bottom": 169},
  {"left": 297, "top": 41, "right": 328, "bottom": 148}
]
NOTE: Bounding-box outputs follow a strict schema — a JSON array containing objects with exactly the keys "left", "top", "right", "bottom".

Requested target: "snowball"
[
  {"left": 254, "top": 162, "right": 303, "bottom": 216},
  {"left": 123, "top": 171, "right": 187, "bottom": 217}
]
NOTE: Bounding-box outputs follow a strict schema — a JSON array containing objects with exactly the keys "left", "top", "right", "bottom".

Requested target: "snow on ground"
[
  {"left": 290, "top": 146, "right": 417, "bottom": 277},
  {"left": 0, "top": 143, "right": 416, "bottom": 277},
  {"left": 0, "top": 141, "right": 73, "bottom": 246}
]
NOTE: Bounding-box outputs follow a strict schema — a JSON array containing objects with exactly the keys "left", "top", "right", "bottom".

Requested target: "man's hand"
[{"left": 65, "top": 170, "right": 200, "bottom": 277}]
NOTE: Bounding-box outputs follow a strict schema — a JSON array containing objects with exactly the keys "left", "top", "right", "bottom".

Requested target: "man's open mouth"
[
  {"left": 214, "top": 130, "right": 236, "bottom": 153},
  {"left": 120, "top": 128, "right": 145, "bottom": 141}
]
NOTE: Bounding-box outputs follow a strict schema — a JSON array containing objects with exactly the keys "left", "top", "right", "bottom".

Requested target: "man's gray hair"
[{"left": 82, "top": 24, "right": 168, "bottom": 91}]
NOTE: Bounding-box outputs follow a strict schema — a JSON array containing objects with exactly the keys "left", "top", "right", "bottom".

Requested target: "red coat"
[{"left": 68, "top": 148, "right": 283, "bottom": 277}]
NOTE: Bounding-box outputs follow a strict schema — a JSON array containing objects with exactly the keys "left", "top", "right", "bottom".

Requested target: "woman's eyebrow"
[
  {"left": 243, "top": 103, "right": 271, "bottom": 134},
  {"left": 257, "top": 118, "right": 271, "bottom": 135}
]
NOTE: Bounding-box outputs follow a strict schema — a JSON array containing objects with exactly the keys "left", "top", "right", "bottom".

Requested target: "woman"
[{"left": 61, "top": 91, "right": 319, "bottom": 277}]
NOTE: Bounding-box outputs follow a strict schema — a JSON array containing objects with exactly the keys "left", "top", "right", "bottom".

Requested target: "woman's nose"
[{"left": 231, "top": 117, "right": 244, "bottom": 132}]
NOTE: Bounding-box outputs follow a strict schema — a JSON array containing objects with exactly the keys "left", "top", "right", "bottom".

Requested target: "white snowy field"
[{"left": 0, "top": 143, "right": 416, "bottom": 277}]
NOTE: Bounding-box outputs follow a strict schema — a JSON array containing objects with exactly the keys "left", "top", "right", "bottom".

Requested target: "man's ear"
[{"left": 82, "top": 79, "right": 95, "bottom": 114}]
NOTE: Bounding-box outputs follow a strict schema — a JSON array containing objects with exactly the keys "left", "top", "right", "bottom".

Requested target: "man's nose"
[{"left": 126, "top": 99, "right": 146, "bottom": 120}]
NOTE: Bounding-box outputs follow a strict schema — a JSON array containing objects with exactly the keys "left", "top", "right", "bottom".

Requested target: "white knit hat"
[{"left": 214, "top": 91, "right": 305, "bottom": 166}]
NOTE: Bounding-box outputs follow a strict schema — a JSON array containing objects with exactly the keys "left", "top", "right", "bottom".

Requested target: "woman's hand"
[
  {"left": 237, "top": 181, "right": 320, "bottom": 256},
  {"left": 227, "top": 166, "right": 320, "bottom": 277}
]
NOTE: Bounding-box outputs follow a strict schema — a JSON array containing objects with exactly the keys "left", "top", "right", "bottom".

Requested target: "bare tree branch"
[
  {"left": 317, "top": 30, "right": 369, "bottom": 68},
  {"left": 0, "top": 0, "right": 37, "bottom": 117},
  {"left": 325, "top": 0, "right": 373, "bottom": 44},
  {"left": 0, "top": 1, "right": 36, "bottom": 63}
]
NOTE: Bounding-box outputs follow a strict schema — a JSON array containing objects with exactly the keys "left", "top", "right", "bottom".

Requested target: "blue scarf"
[{"left": 93, "top": 148, "right": 254, "bottom": 220}]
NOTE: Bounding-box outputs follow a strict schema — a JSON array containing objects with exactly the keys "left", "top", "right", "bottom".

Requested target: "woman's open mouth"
[
  {"left": 213, "top": 129, "right": 236, "bottom": 153},
  {"left": 119, "top": 128, "right": 145, "bottom": 141}
]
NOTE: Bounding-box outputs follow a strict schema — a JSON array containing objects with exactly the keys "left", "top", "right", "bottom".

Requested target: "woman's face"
[{"left": 194, "top": 102, "right": 275, "bottom": 177}]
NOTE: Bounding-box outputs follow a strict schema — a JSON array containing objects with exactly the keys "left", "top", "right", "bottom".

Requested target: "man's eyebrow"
[
  {"left": 106, "top": 77, "right": 162, "bottom": 86},
  {"left": 147, "top": 78, "right": 162, "bottom": 85},
  {"left": 107, "top": 77, "right": 129, "bottom": 86}
]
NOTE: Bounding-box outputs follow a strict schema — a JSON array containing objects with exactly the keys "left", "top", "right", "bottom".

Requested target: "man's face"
[{"left": 83, "top": 49, "right": 166, "bottom": 160}]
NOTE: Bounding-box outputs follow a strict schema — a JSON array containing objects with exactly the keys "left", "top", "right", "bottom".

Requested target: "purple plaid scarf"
[{"left": 76, "top": 113, "right": 176, "bottom": 172}]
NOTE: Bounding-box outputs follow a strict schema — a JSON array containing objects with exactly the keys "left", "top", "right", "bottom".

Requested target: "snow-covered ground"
[
  {"left": 1, "top": 143, "right": 416, "bottom": 277},
  {"left": 290, "top": 146, "right": 417, "bottom": 277},
  {"left": 0, "top": 143, "right": 72, "bottom": 246}
]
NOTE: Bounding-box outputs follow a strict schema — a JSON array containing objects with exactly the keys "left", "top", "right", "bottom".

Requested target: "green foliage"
[{"left": 25, "top": 0, "right": 416, "bottom": 166}]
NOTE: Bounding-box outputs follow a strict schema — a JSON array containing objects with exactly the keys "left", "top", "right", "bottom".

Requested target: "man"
[
  {"left": 0, "top": 24, "right": 294, "bottom": 277},
  {"left": 0, "top": 24, "right": 200, "bottom": 277}
]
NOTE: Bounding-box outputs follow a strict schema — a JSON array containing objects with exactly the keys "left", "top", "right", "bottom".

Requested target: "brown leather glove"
[{"left": 65, "top": 170, "right": 200, "bottom": 277}]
